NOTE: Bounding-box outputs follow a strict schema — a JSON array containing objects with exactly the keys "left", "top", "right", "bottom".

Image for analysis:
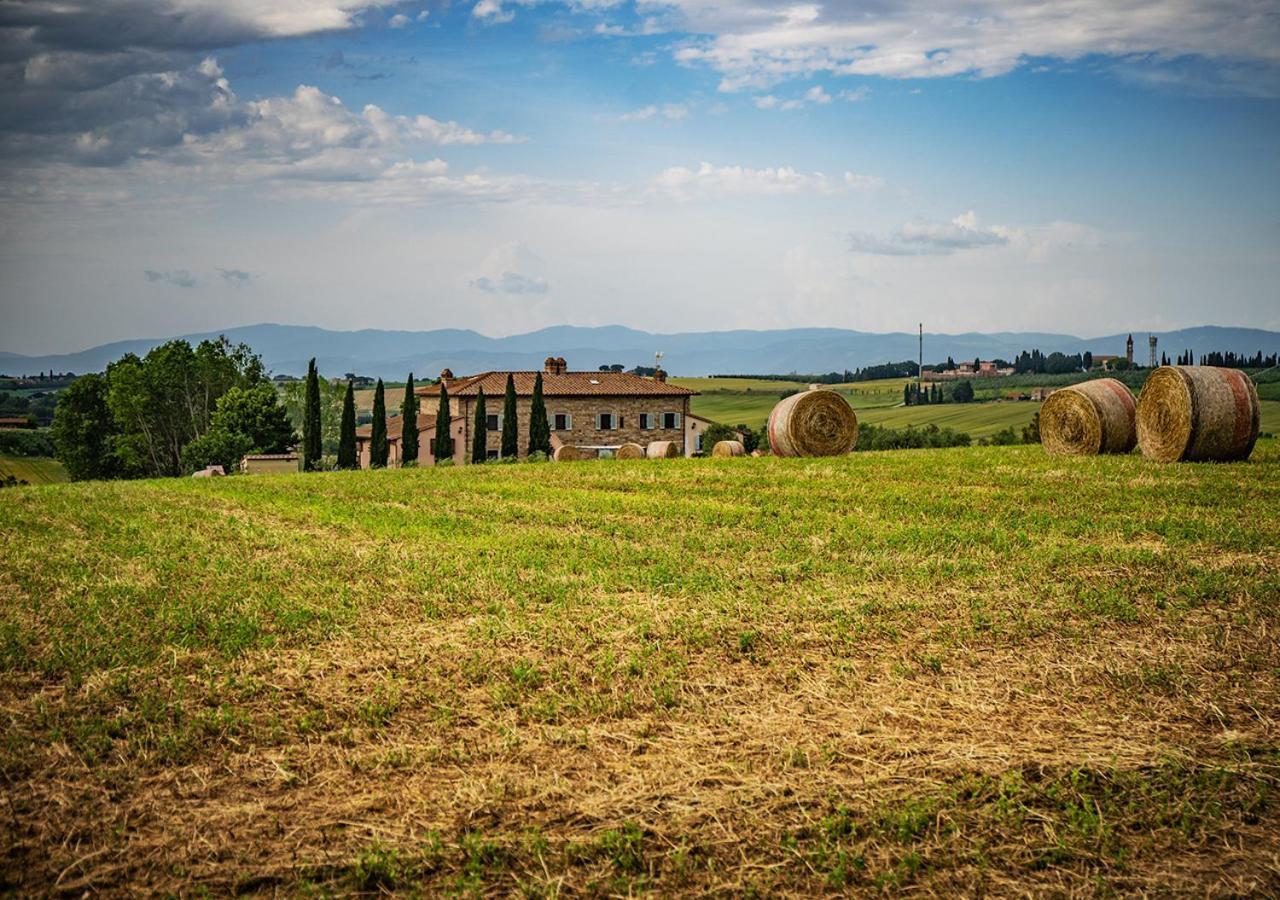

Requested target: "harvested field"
[{"left": 2, "top": 443, "right": 1279, "bottom": 895}]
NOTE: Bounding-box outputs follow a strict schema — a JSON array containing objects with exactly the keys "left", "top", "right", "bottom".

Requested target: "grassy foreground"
[{"left": 2, "top": 445, "right": 1279, "bottom": 895}]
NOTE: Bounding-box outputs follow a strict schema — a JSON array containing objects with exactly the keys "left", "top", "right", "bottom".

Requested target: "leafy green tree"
[
  {"left": 280, "top": 372, "right": 342, "bottom": 456},
  {"left": 400, "top": 374, "right": 418, "bottom": 466},
  {"left": 1022, "top": 411, "right": 1041, "bottom": 444},
  {"left": 179, "top": 383, "right": 295, "bottom": 473},
  {"left": 1083, "top": 351, "right": 1093, "bottom": 370},
  {"left": 337, "top": 380, "right": 357, "bottom": 469},
  {"left": 433, "top": 381, "right": 452, "bottom": 463},
  {"left": 209, "top": 384, "right": 295, "bottom": 452},
  {"left": 52, "top": 373, "right": 124, "bottom": 481},
  {"left": 951, "top": 380, "right": 975, "bottom": 403},
  {"left": 302, "top": 358, "right": 323, "bottom": 470},
  {"left": 501, "top": 373, "right": 518, "bottom": 459},
  {"left": 527, "top": 373, "right": 551, "bottom": 456},
  {"left": 735, "top": 423, "right": 759, "bottom": 454},
  {"left": 180, "top": 429, "right": 254, "bottom": 474},
  {"left": 104, "top": 338, "right": 264, "bottom": 478},
  {"left": 370, "top": 379, "right": 388, "bottom": 468},
  {"left": 472, "top": 388, "right": 488, "bottom": 463},
  {"left": 700, "top": 421, "right": 740, "bottom": 453}
]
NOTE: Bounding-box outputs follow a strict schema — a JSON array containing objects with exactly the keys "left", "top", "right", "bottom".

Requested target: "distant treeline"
[{"left": 713, "top": 361, "right": 920, "bottom": 384}]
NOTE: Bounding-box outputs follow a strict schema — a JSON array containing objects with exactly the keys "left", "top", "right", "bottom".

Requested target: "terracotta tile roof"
[{"left": 416, "top": 371, "right": 696, "bottom": 399}]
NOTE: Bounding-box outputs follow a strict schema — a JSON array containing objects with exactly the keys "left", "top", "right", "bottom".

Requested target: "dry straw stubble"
[
  {"left": 1040, "top": 378, "right": 1136, "bottom": 456},
  {"left": 767, "top": 389, "right": 859, "bottom": 457},
  {"left": 1136, "top": 365, "right": 1260, "bottom": 463}
]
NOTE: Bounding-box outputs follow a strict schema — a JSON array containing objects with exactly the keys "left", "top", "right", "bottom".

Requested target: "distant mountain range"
[{"left": 3, "top": 323, "right": 1279, "bottom": 379}]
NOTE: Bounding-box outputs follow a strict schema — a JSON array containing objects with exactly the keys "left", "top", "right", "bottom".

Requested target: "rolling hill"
[{"left": 2, "top": 323, "right": 1278, "bottom": 380}]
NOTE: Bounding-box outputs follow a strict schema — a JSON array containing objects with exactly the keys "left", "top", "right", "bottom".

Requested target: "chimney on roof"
[
  {"left": 654, "top": 367, "right": 667, "bottom": 383},
  {"left": 440, "top": 368, "right": 454, "bottom": 382},
  {"left": 544, "top": 357, "right": 567, "bottom": 375}
]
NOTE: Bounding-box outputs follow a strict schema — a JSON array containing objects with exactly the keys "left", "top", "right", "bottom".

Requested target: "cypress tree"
[
  {"left": 337, "top": 379, "right": 357, "bottom": 469},
  {"left": 501, "top": 373, "right": 518, "bottom": 459},
  {"left": 527, "top": 372, "right": 551, "bottom": 456},
  {"left": 370, "top": 378, "right": 388, "bottom": 468},
  {"left": 472, "top": 388, "right": 488, "bottom": 464},
  {"left": 400, "top": 373, "right": 418, "bottom": 466},
  {"left": 432, "top": 380, "right": 452, "bottom": 464},
  {"left": 303, "top": 357, "right": 323, "bottom": 470}
]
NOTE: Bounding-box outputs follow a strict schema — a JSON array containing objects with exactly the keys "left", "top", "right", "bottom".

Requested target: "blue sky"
[{"left": 1, "top": 0, "right": 1278, "bottom": 353}]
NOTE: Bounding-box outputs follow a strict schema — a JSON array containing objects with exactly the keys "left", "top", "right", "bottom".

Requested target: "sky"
[{"left": 1, "top": 0, "right": 1278, "bottom": 354}]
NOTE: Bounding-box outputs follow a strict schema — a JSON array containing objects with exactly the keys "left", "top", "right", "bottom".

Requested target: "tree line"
[{"left": 52, "top": 338, "right": 294, "bottom": 480}]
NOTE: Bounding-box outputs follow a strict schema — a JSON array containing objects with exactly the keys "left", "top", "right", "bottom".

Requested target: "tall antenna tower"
[
  {"left": 1148, "top": 334, "right": 1158, "bottom": 368},
  {"left": 918, "top": 323, "right": 923, "bottom": 393}
]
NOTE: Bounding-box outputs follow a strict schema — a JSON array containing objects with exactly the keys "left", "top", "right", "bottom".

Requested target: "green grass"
[
  {"left": 2, "top": 443, "right": 1278, "bottom": 894},
  {"left": 0, "top": 453, "right": 67, "bottom": 484},
  {"left": 681, "top": 374, "right": 1280, "bottom": 440}
]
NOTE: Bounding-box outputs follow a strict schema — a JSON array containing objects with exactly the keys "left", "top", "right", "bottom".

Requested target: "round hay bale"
[
  {"left": 1040, "top": 378, "right": 1136, "bottom": 456},
  {"left": 711, "top": 440, "right": 745, "bottom": 458},
  {"left": 646, "top": 440, "right": 680, "bottom": 459},
  {"left": 750, "top": 449, "right": 764, "bottom": 457},
  {"left": 553, "top": 444, "right": 584, "bottom": 462},
  {"left": 767, "top": 390, "right": 858, "bottom": 457},
  {"left": 1136, "top": 365, "right": 1259, "bottom": 463},
  {"left": 615, "top": 442, "right": 645, "bottom": 460}
]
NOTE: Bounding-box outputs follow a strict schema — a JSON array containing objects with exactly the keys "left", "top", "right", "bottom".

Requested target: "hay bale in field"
[
  {"left": 553, "top": 444, "right": 584, "bottom": 462},
  {"left": 1136, "top": 365, "right": 1260, "bottom": 463},
  {"left": 767, "top": 389, "right": 858, "bottom": 457},
  {"left": 750, "top": 449, "right": 764, "bottom": 457},
  {"left": 646, "top": 440, "right": 680, "bottom": 459},
  {"left": 1040, "top": 378, "right": 1136, "bottom": 456},
  {"left": 615, "top": 442, "right": 645, "bottom": 460},
  {"left": 711, "top": 440, "right": 745, "bottom": 458}
]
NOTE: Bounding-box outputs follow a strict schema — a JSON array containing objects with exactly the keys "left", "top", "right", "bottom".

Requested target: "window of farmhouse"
[
  {"left": 597, "top": 412, "right": 616, "bottom": 430},
  {"left": 554, "top": 413, "right": 572, "bottom": 431},
  {"left": 662, "top": 412, "right": 681, "bottom": 429},
  {"left": 486, "top": 448, "right": 500, "bottom": 460},
  {"left": 640, "top": 413, "right": 653, "bottom": 430},
  {"left": 486, "top": 414, "right": 500, "bottom": 432}
]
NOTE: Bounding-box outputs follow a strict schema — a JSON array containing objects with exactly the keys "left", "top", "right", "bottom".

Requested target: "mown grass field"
[
  {"left": 0, "top": 453, "right": 67, "bottom": 484},
  {"left": 681, "top": 375, "right": 1280, "bottom": 439},
  {"left": 2, "top": 444, "right": 1279, "bottom": 895}
]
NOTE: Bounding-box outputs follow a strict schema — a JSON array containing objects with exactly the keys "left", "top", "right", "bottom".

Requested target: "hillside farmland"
[{"left": 2, "top": 444, "right": 1278, "bottom": 894}]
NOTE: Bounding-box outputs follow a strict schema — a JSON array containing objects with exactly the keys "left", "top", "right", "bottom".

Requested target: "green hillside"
[
  {"left": 2, "top": 445, "right": 1278, "bottom": 895},
  {"left": 0, "top": 454, "right": 67, "bottom": 485}
]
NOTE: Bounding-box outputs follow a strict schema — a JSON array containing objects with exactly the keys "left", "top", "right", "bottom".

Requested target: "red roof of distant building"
[{"left": 417, "top": 370, "right": 695, "bottom": 399}]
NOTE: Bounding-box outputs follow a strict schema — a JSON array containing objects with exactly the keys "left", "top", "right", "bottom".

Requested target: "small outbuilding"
[{"left": 240, "top": 453, "right": 300, "bottom": 475}]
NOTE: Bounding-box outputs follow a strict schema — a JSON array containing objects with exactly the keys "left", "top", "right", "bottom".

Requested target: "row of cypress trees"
[{"left": 300, "top": 364, "right": 555, "bottom": 471}]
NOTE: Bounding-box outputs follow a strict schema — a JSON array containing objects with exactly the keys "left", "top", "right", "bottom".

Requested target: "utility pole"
[{"left": 918, "top": 323, "right": 923, "bottom": 395}]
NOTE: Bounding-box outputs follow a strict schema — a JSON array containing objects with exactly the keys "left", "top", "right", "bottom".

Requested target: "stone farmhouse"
[{"left": 356, "top": 357, "right": 703, "bottom": 467}]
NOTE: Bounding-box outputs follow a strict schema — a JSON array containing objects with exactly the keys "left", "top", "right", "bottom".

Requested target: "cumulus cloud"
[
  {"left": 848, "top": 211, "right": 1014, "bottom": 256},
  {"left": 618, "top": 104, "right": 689, "bottom": 121},
  {"left": 472, "top": 0, "right": 515, "bottom": 24},
  {"left": 387, "top": 13, "right": 411, "bottom": 28},
  {"left": 661, "top": 0, "right": 1280, "bottom": 94},
  {"left": 653, "top": 162, "right": 881, "bottom": 197},
  {"left": 218, "top": 268, "right": 252, "bottom": 286},
  {"left": 144, "top": 268, "right": 197, "bottom": 288},
  {"left": 469, "top": 243, "right": 551, "bottom": 295}
]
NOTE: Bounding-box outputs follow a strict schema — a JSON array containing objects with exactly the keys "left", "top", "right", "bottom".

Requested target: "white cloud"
[
  {"left": 804, "top": 85, "right": 832, "bottom": 104},
  {"left": 652, "top": 162, "right": 880, "bottom": 198},
  {"left": 848, "top": 211, "right": 1017, "bottom": 256},
  {"left": 472, "top": 0, "right": 514, "bottom": 23},
  {"left": 388, "top": 13, "right": 411, "bottom": 28},
  {"left": 663, "top": 0, "right": 1280, "bottom": 94},
  {"left": 469, "top": 242, "right": 551, "bottom": 295},
  {"left": 618, "top": 103, "right": 689, "bottom": 121}
]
